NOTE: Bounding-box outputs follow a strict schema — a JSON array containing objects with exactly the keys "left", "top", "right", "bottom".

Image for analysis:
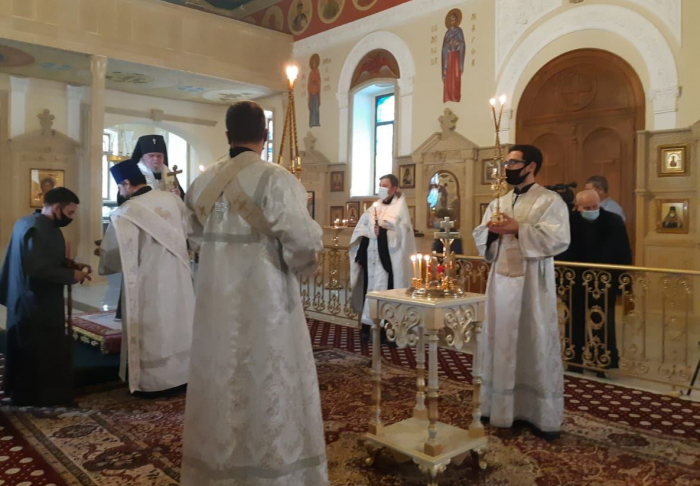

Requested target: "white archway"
[
  {"left": 496, "top": 4, "right": 679, "bottom": 140},
  {"left": 336, "top": 31, "right": 416, "bottom": 162}
]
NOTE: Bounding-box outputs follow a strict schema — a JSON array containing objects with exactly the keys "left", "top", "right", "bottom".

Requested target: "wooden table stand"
[{"left": 363, "top": 289, "right": 488, "bottom": 486}]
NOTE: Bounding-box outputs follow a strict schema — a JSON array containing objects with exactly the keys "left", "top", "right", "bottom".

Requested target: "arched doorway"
[{"left": 516, "top": 49, "right": 645, "bottom": 251}]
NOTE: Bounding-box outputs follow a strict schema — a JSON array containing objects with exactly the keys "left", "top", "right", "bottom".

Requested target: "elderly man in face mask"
[{"left": 558, "top": 189, "right": 632, "bottom": 376}]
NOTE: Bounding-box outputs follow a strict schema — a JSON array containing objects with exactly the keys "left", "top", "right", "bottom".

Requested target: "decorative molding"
[
  {"left": 495, "top": 0, "right": 560, "bottom": 75},
  {"left": 104, "top": 107, "right": 218, "bottom": 127},
  {"left": 496, "top": 4, "right": 679, "bottom": 136},
  {"left": 336, "top": 31, "right": 416, "bottom": 162},
  {"left": 626, "top": 0, "right": 681, "bottom": 46},
  {"left": 293, "top": 0, "right": 468, "bottom": 56}
]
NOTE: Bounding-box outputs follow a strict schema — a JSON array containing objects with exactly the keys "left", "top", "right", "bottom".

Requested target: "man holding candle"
[
  {"left": 350, "top": 174, "right": 416, "bottom": 343},
  {"left": 473, "top": 144, "right": 570, "bottom": 440}
]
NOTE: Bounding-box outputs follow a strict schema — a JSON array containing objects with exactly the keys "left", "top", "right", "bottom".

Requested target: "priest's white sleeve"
[
  {"left": 263, "top": 169, "right": 323, "bottom": 276},
  {"left": 518, "top": 195, "right": 571, "bottom": 258},
  {"left": 98, "top": 222, "right": 122, "bottom": 275},
  {"left": 473, "top": 200, "right": 499, "bottom": 262},
  {"left": 184, "top": 189, "right": 203, "bottom": 254}
]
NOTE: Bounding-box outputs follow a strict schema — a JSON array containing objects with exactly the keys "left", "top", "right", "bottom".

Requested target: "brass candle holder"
[
  {"left": 278, "top": 65, "right": 302, "bottom": 179},
  {"left": 407, "top": 217, "right": 463, "bottom": 298},
  {"left": 489, "top": 95, "right": 508, "bottom": 226}
]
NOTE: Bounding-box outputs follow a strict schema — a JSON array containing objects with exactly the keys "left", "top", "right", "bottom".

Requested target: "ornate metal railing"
[{"left": 301, "top": 247, "right": 700, "bottom": 393}]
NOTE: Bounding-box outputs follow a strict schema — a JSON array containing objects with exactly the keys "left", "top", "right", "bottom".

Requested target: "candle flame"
[
  {"left": 489, "top": 98, "right": 496, "bottom": 106},
  {"left": 286, "top": 65, "right": 299, "bottom": 84},
  {"left": 199, "top": 164, "right": 206, "bottom": 172},
  {"left": 499, "top": 94, "right": 507, "bottom": 105},
  {"left": 410, "top": 255, "right": 416, "bottom": 262},
  {"left": 417, "top": 253, "right": 423, "bottom": 260}
]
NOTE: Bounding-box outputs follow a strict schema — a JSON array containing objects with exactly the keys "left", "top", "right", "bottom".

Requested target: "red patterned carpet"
[{"left": 0, "top": 320, "right": 697, "bottom": 485}]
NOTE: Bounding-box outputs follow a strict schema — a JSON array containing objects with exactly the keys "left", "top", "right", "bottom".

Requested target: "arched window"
[{"left": 349, "top": 49, "right": 400, "bottom": 197}]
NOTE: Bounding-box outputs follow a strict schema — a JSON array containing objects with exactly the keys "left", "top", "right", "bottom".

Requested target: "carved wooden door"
[{"left": 517, "top": 49, "right": 645, "bottom": 253}]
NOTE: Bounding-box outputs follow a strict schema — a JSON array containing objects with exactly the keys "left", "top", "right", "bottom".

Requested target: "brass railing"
[{"left": 301, "top": 247, "right": 700, "bottom": 393}]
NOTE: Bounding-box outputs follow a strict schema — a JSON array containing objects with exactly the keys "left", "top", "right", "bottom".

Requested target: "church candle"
[
  {"left": 417, "top": 253, "right": 423, "bottom": 284},
  {"left": 410, "top": 255, "right": 417, "bottom": 281},
  {"left": 425, "top": 255, "right": 431, "bottom": 283}
]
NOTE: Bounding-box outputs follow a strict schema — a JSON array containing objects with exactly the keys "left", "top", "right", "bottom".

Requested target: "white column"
[
  {"left": 397, "top": 77, "right": 413, "bottom": 157},
  {"left": 82, "top": 55, "right": 107, "bottom": 274},
  {"left": 66, "top": 85, "right": 84, "bottom": 142},
  {"left": 9, "top": 76, "right": 29, "bottom": 139},
  {"left": 336, "top": 92, "right": 349, "bottom": 164},
  {"left": 648, "top": 86, "right": 680, "bottom": 130}
]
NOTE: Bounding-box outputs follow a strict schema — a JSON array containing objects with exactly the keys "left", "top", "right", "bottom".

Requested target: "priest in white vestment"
[
  {"left": 181, "top": 101, "right": 328, "bottom": 486},
  {"left": 473, "top": 144, "right": 570, "bottom": 440},
  {"left": 349, "top": 174, "right": 416, "bottom": 340},
  {"left": 98, "top": 160, "right": 194, "bottom": 395}
]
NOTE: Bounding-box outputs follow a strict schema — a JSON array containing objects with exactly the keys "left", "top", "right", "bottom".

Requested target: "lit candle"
[
  {"left": 499, "top": 94, "right": 507, "bottom": 106},
  {"left": 410, "top": 255, "right": 417, "bottom": 281},
  {"left": 417, "top": 253, "right": 423, "bottom": 283}
]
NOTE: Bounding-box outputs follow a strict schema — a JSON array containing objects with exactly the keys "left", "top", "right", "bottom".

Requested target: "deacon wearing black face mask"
[
  {"left": 472, "top": 144, "right": 570, "bottom": 440},
  {"left": 0, "top": 187, "right": 91, "bottom": 406}
]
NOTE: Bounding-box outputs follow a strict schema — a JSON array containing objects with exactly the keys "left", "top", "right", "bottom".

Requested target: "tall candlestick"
[
  {"left": 424, "top": 255, "right": 431, "bottom": 284},
  {"left": 417, "top": 253, "right": 423, "bottom": 284}
]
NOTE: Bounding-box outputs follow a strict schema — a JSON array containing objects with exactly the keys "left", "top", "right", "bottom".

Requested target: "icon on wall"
[
  {"left": 657, "top": 144, "right": 688, "bottom": 177},
  {"left": 263, "top": 6, "right": 284, "bottom": 31},
  {"left": 442, "top": 8, "right": 465, "bottom": 103},
  {"left": 288, "top": 0, "right": 313, "bottom": 35},
  {"left": 656, "top": 199, "right": 689, "bottom": 234},
  {"left": 318, "top": 0, "right": 344, "bottom": 23},
  {"left": 30, "top": 169, "right": 65, "bottom": 208},
  {"left": 308, "top": 54, "right": 322, "bottom": 128}
]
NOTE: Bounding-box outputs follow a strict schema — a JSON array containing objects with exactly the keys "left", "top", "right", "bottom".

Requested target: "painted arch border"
[
  {"left": 496, "top": 3, "right": 679, "bottom": 140},
  {"left": 336, "top": 30, "right": 416, "bottom": 164}
]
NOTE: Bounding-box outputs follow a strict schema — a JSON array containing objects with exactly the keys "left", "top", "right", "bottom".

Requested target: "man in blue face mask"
[{"left": 557, "top": 189, "right": 632, "bottom": 376}]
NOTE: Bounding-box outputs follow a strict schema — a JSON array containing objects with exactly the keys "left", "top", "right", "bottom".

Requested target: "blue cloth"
[{"left": 600, "top": 197, "right": 626, "bottom": 223}]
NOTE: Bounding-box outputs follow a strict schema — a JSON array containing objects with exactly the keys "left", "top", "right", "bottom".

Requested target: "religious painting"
[
  {"left": 30, "top": 169, "right": 64, "bottom": 208},
  {"left": 399, "top": 163, "right": 415, "bottom": 189},
  {"left": 307, "top": 191, "right": 315, "bottom": 219},
  {"left": 656, "top": 199, "right": 689, "bottom": 234},
  {"left": 318, "top": 0, "right": 344, "bottom": 23},
  {"left": 330, "top": 171, "right": 344, "bottom": 192},
  {"left": 351, "top": 0, "right": 377, "bottom": 11},
  {"left": 346, "top": 201, "right": 361, "bottom": 226},
  {"left": 330, "top": 206, "right": 344, "bottom": 226},
  {"left": 308, "top": 54, "right": 322, "bottom": 128},
  {"left": 350, "top": 49, "right": 400, "bottom": 90},
  {"left": 481, "top": 158, "right": 497, "bottom": 184},
  {"left": 427, "top": 170, "right": 460, "bottom": 230},
  {"left": 408, "top": 205, "right": 416, "bottom": 229},
  {"left": 479, "top": 203, "right": 489, "bottom": 222},
  {"left": 288, "top": 0, "right": 312, "bottom": 35},
  {"left": 658, "top": 144, "right": 688, "bottom": 177},
  {"left": 442, "top": 9, "right": 465, "bottom": 103},
  {"left": 263, "top": 6, "right": 284, "bottom": 31}
]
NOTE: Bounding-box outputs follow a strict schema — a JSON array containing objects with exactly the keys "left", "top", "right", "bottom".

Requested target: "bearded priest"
[
  {"left": 473, "top": 144, "right": 570, "bottom": 440},
  {"left": 349, "top": 174, "right": 416, "bottom": 342},
  {"left": 181, "top": 101, "right": 328, "bottom": 486},
  {"left": 98, "top": 159, "right": 194, "bottom": 396}
]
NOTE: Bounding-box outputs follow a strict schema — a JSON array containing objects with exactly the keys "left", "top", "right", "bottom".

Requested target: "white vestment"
[
  {"left": 99, "top": 189, "right": 194, "bottom": 393},
  {"left": 472, "top": 184, "right": 570, "bottom": 432},
  {"left": 349, "top": 195, "right": 416, "bottom": 325},
  {"left": 181, "top": 151, "right": 328, "bottom": 486}
]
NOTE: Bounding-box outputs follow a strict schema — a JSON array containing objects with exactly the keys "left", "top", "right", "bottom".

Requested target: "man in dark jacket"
[
  {"left": 558, "top": 189, "right": 632, "bottom": 373},
  {"left": 0, "top": 188, "right": 90, "bottom": 406}
]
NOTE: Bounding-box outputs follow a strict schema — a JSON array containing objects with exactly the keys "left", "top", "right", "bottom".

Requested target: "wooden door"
[{"left": 517, "top": 49, "right": 645, "bottom": 254}]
